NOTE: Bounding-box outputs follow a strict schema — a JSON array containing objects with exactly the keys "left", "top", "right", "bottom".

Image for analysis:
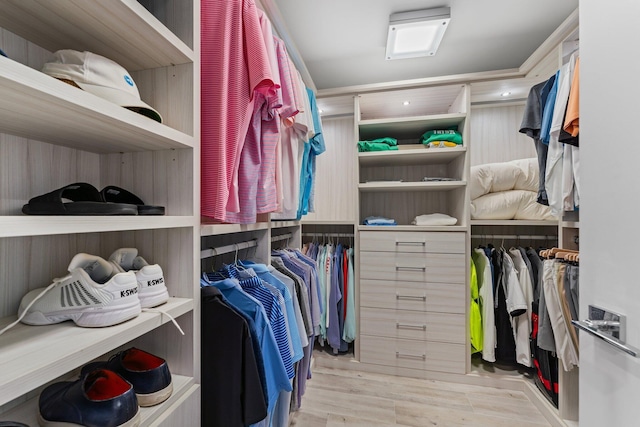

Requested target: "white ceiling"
[{"left": 272, "top": 0, "right": 578, "bottom": 91}]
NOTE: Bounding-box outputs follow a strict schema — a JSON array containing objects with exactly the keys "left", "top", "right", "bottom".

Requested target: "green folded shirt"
[
  {"left": 421, "top": 129, "right": 463, "bottom": 145},
  {"left": 357, "top": 141, "right": 399, "bottom": 152}
]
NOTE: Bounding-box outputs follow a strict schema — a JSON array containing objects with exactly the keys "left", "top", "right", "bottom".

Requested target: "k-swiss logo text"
[
  {"left": 147, "top": 278, "right": 164, "bottom": 287},
  {"left": 120, "top": 287, "right": 138, "bottom": 298}
]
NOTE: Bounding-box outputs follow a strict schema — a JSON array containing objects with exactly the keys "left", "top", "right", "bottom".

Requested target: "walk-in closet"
[{"left": 1, "top": 1, "right": 637, "bottom": 427}]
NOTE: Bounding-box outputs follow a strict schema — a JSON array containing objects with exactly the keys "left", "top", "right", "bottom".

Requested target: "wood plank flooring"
[{"left": 290, "top": 365, "right": 552, "bottom": 427}]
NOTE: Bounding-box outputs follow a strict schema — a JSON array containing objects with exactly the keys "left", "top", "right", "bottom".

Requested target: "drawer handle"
[
  {"left": 396, "top": 241, "right": 426, "bottom": 246},
  {"left": 396, "top": 352, "right": 426, "bottom": 360},
  {"left": 396, "top": 322, "right": 427, "bottom": 331},
  {"left": 395, "top": 266, "right": 426, "bottom": 272},
  {"left": 396, "top": 294, "right": 427, "bottom": 301}
]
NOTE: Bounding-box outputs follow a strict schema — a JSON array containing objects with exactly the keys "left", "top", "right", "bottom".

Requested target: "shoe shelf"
[
  {"left": 0, "top": 57, "right": 194, "bottom": 154},
  {"left": 0, "top": 297, "right": 193, "bottom": 406},
  {"left": 358, "top": 181, "right": 466, "bottom": 192},
  {"left": 0, "top": 0, "right": 193, "bottom": 72},
  {"left": 0, "top": 216, "right": 198, "bottom": 238},
  {"left": 2, "top": 374, "right": 196, "bottom": 427}
]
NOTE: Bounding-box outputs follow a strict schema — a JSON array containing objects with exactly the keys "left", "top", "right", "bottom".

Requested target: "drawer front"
[
  {"left": 360, "top": 279, "right": 465, "bottom": 314},
  {"left": 360, "top": 252, "right": 465, "bottom": 283},
  {"left": 360, "top": 231, "right": 465, "bottom": 254},
  {"left": 360, "top": 307, "right": 466, "bottom": 344},
  {"left": 359, "top": 335, "right": 466, "bottom": 374}
]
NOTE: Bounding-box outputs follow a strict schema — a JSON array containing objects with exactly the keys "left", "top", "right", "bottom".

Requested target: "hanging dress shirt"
[
  {"left": 200, "top": 286, "right": 267, "bottom": 427},
  {"left": 201, "top": 276, "right": 291, "bottom": 411}
]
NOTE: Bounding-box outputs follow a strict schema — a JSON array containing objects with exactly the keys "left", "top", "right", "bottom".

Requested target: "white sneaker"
[
  {"left": 109, "top": 248, "right": 169, "bottom": 308},
  {"left": 18, "top": 253, "right": 141, "bottom": 328}
]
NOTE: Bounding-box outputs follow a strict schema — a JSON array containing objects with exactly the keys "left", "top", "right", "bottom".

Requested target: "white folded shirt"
[{"left": 412, "top": 213, "right": 458, "bottom": 226}]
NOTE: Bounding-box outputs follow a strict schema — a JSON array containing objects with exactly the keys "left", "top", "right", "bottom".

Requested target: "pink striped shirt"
[{"left": 201, "top": 0, "right": 274, "bottom": 221}]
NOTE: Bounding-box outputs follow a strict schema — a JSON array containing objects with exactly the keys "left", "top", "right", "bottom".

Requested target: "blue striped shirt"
[{"left": 237, "top": 275, "right": 294, "bottom": 380}]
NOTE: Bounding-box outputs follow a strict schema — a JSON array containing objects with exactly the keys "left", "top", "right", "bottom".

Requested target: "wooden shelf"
[
  {"left": 0, "top": 297, "right": 193, "bottom": 406},
  {"left": 561, "top": 221, "right": 580, "bottom": 228},
  {"left": 470, "top": 220, "right": 559, "bottom": 226},
  {"left": 359, "top": 146, "right": 466, "bottom": 167},
  {"left": 359, "top": 225, "right": 468, "bottom": 232},
  {"left": 200, "top": 222, "right": 269, "bottom": 237},
  {"left": 0, "top": 0, "right": 193, "bottom": 71},
  {"left": 0, "top": 57, "right": 194, "bottom": 153},
  {"left": 271, "top": 220, "right": 301, "bottom": 229},
  {"left": 2, "top": 374, "right": 195, "bottom": 427},
  {"left": 301, "top": 220, "right": 356, "bottom": 225},
  {"left": 0, "top": 216, "right": 197, "bottom": 238},
  {"left": 358, "top": 113, "right": 466, "bottom": 140},
  {"left": 359, "top": 181, "right": 466, "bottom": 192}
]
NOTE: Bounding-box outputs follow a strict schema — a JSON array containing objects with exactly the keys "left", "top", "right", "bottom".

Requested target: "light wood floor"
[{"left": 289, "top": 365, "right": 552, "bottom": 427}]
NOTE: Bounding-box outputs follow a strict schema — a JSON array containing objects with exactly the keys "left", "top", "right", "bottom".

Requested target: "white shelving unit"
[
  {"left": 0, "top": 0, "right": 200, "bottom": 424},
  {"left": 344, "top": 83, "right": 472, "bottom": 377}
]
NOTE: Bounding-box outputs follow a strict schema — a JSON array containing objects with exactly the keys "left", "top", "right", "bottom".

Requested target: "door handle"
[{"left": 572, "top": 305, "right": 640, "bottom": 358}]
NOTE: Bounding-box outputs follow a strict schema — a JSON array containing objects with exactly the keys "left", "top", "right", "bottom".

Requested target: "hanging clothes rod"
[
  {"left": 271, "top": 233, "right": 293, "bottom": 243},
  {"left": 471, "top": 234, "right": 557, "bottom": 240},
  {"left": 301, "top": 232, "right": 355, "bottom": 238},
  {"left": 200, "top": 239, "right": 257, "bottom": 259}
]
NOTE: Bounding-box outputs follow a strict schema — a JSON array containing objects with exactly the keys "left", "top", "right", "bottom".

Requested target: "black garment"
[
  {"left": 531, "top": 301, "right": 559, "bottom": 407},
  {"left": 493, "top": 249, "right": 517, "bottom": 365},
  {"left": 518, "top": 247, "right": 536, "bottom": 296},
  {"left": 519, "top": 76, "right": 557, "bottom": 206},
  {"left": 201, "top": 287, "right": 267, "bottom": 427},
  {"left": 526, "top": 249, "right": 559, "bottom": 408}
]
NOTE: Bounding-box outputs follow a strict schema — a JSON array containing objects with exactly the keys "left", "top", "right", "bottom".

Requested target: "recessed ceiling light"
[
  {"left": 319, "top": 109, "right": 324, "bottom": 113},
  {"left": 403, "top": 101, "right": 411, "bottom": 106},
  {"left": 501, "top": 92, "right": 511, "bottom": 97}
]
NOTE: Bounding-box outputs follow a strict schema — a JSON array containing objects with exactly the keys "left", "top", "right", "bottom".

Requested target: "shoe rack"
[{"left": 0, "top": 1, "right": 200, "bottom": 425}]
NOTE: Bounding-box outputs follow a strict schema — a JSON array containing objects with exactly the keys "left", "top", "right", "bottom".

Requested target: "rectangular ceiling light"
[{"left": 386, "top": 7, "right": 451, "bottom": 60}]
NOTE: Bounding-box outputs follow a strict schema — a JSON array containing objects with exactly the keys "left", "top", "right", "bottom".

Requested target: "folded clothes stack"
[
  {"left": 363, "top": 216, "right": 397, "bottom": 226},
  {"left": 357, "top": 137, "right": 398, "bottom": 152},
  {"left": 421, "top": 128, "right": 463, "bottom": 148},
  {"left": 412, "top": 213, "right": 458, "bottom": 226}
]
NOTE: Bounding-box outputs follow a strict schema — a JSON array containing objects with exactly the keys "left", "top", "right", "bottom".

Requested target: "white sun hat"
[{"left": 42, "top": 49, "right": 162, "bottom": 123}]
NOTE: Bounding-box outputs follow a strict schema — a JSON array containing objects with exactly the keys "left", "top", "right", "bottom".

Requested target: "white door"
[{"left": 580, "top": 2, "right": 640, "bottom": 425}]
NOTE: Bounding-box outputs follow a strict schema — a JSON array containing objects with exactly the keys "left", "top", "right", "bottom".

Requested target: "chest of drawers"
[{"left": 359, "top": 230, "right": 467, "bottom": 374}]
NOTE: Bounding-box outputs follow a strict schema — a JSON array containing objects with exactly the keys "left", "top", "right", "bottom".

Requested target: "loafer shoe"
[
  {"left": 82, "top": 347, "right": 172, "bottom": 407},
  {"left": 38, "top": 369, "right": 140, "bottom": 427}
]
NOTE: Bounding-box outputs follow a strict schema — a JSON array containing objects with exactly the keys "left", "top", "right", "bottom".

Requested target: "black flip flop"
[
  {"left": 22, "top": 183, "right": 138, "bottom": 215},
  {"left": 101, "top": 186, "right": 165, "bottom": 215}
]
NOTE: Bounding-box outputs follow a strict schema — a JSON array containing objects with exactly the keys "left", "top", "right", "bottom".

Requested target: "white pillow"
[
  {"left": 471, "top": 190, "right": 557, "bottom": 220},
  {"left": 470, "top": 158, "right": 539, "bottom": 200}
]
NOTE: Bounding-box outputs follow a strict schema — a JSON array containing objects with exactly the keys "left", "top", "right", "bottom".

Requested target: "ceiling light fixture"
[
  {"left": 403, "top": 101, "right": 410, "bottom": 106},
  {"left": 501, "top": 91, "right": 511, "bottom": 97},
  {"left": 319, "top": 109, "right": 324, "bottom": 113},
  {"left": 386, "top": 7, "right": 451, "bottom": 60}
]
